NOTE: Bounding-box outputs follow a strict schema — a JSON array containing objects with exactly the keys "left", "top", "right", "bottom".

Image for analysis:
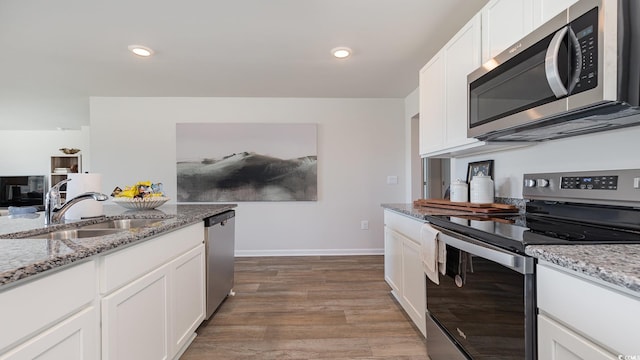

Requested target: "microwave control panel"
[{"left": 570, "top": 7, "right": 599, "bottom": 94}]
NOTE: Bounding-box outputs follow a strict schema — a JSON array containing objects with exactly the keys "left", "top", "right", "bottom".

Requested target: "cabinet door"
[
  {"left": 400, "top": 235, "right": 426, "bottom": 336},
  {"left": 170, "top": 244, "right": 205, "bottom": 355},
  {"left": 538, "top": 315, "right": 617, "bottom": 360},
  {"left": 443, "top": 13, "right": 482, "bottom": 148},
  {"left": 102, "top": 265, "right": 170, "bottom": 360},
  {"left": 533, "top": 0, "right": 579, "bottom": 28},
  {"left": 384, "top": 226, "right": 403, "bottom": 294},
  {"left": 0, "top": 306, "right": 98, "bottom": 360},
  {"left": 481, "top": 0, "right": 534, "bottom": 62},
  {"left": 419, "top": 51, "right": 446, "bottom": 156}
]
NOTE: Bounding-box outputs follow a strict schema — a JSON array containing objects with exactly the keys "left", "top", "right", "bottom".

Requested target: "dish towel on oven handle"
[{"left": 420, "top": 223, "right": 446, "bottom": 285}]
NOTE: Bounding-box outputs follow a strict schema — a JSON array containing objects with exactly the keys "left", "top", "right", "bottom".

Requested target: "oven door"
[{"left": 426, "top": 226, "right": 536, "bottom": 360}]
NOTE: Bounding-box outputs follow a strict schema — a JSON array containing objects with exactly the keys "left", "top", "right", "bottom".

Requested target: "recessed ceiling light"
[
  {"left": 128, "top": 45, "right": 154, "bottom": 57},
  {"left": 331, "top": 47, "right": 352, "bottom": 59}
]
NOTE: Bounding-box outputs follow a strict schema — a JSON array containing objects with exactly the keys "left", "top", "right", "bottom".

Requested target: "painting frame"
[
  {"left": 466, "top": 159, "right": 494, "bottom": 184},
  {"left": 176, "top": 123, "right": 318, "bottom": 202}
]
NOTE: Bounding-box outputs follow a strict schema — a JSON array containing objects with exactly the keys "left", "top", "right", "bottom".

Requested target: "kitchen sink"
[
  {"left": 79, "top": 218, "right": 163, "bottom": 230},
  {"left": 30, "top": 228, "right": 124, "bottom": 240}
]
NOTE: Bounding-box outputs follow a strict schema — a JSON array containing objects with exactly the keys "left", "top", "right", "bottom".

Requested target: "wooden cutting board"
[{"left": 413, "top": 198, "right": 518, "bottom": 213}]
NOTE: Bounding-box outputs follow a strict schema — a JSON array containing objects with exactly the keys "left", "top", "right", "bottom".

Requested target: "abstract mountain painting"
[{"left": 176, "top": 123, "right": 317, "bottom": 201}]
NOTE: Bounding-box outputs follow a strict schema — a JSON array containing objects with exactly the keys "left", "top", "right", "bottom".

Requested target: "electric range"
[{"left": 424, "top": 169, "right": 640, "bottom": 360}]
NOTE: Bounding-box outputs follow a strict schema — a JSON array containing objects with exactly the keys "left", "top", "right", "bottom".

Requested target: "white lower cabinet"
[
  {"left": 0, "top": 306, "right": 99, "bottom": 360},
  {"left": 384, "top": 226, "right": 402, "bottom": 293},
  {"left": 102, "top": 264, "right": 171, "bottom": 360},
  {"left": 100, "top": 224, "right": 206, "bottom": 360},
  {"left": 537, "top": 262, "right": 640, "bottom": 357},
  {"left": 0, "top": 260, "right": 98, "bottom": 359},
  {"left": 170, "top": 245, "right": 206, "bottom": 356},
  {"left": 383, "top": 210, "right": 426, "bottom": 337},
  {"left": 400, "top": 233, "right": 425, "bottom": 327},
  {"left": 538, "top": 314, "right": 616, "bottom": 360}
]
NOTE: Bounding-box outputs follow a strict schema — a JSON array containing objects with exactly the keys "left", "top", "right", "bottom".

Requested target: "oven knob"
[
  {"left": 536, "top": 179, "right": 550, "bottom": 187},
  {"left": 524, "top": 179, "right": 536, "bottom": 188}
]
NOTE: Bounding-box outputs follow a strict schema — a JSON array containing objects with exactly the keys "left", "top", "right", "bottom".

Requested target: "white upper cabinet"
[
  {"left": 533, "top": 0, "right": 580, "bottom": 28},
  {"left": 419, "top": 13, "right": 481, "bottom": 157},
  {"left": 481, "top": 0, "right": 534, "bottom": 63},
  {"left": 443, "top": 14, "right": 482, "bottom": 149},
  {"left": 419, "top": 52, "right": 446, "bottom": 155}
]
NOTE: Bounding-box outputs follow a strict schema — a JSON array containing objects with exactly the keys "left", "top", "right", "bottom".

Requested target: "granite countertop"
[
  {"left": 384, "top": 203, "right": 640, "bottom": 295},
  {"left": 526, "top": 245, "right": 640, "bottom": 294},
  {"left": 0, "top": 204, "right": 236, "bottom": 289},
  {"left": 382, "top": 203, "right": 474, "bottom": 220}
]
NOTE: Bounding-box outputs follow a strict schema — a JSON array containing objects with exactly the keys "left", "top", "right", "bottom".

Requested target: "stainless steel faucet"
[{"left": 45, "top": 179, "right": 109, "bottom": 225}]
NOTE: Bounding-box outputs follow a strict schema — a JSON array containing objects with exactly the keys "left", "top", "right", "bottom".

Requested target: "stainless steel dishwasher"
[{"left": 203, "top": 210, "right": 235, "bottom": 319}]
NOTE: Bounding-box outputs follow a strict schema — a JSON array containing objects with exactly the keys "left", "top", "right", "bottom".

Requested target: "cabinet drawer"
[
  {"left": 383, "top": 210, "right": 425, "bottom": 242},
  {"left": 100, "top": 223, "right": 204, "bottom": 294},
  {"left": 538, "top": 314, "right": 616, "bottom": 360},
  {"left": 537, "top": 263, "right": 640, "bottom": 355},
  {"left": 0, "top": 260, "right": 96, "bottom": 352},
  {"left": 0, "top": 306, "right": 99, "bottom": 360}
]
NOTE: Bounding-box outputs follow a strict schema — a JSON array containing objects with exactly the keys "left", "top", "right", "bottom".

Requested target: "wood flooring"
[{"left": 180, "top": 255, "right": 428, "bottom": 359}]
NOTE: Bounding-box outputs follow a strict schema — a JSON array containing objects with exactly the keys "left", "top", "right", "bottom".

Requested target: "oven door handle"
[{"left": 431, "top": 225, "right": 534, "bottom": 275}]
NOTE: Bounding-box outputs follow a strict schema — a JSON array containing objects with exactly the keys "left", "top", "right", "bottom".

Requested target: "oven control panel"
[
  {"left": 523, "top": 169, "right": 640, "bottom": 206},
  {"left": 560, "top": 176, "right": 618, "bottom": 190}
]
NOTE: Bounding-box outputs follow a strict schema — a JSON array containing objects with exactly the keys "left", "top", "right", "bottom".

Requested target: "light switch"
[
  {"left": 634, "top": 177, "right": 640, "bottom": 189},
  {"left": 387, "top": 176, "right": 398, "bottom": 185}
]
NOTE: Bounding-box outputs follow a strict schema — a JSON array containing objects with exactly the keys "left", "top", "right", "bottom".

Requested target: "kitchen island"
[{"left": 0, "top": 203, "right": 236, "bottom": 360}]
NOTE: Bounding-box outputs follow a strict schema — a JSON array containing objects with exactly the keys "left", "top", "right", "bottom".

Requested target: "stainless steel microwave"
[{"left": 467, "top": 0, "right": 640, "bottom": 142}]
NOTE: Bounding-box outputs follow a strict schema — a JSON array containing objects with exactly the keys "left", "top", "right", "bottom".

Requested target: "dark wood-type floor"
[{"left": 180, "top": 255, "right": 428, "bottom": 359}]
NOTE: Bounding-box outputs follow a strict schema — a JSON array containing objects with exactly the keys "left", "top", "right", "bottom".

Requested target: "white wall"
[
  {"left": 90, "top": 97, "right": 406, "bottom": 256},
  {"left": 453, "top": 126, "right": 640, "bottom": 198},
  {"left": 0, "top": 127, "right": 90, "bottom": 178},
  {"left": 404, "top": 88, "right": 421, "bottom": 202}
]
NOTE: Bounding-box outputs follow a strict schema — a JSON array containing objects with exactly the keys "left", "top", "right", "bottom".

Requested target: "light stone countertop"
[
  {"left": 381, "top": 203, "right": 475, "bottom": 220},
  {"left": 526, "top": 244, "right": 640, "bottom": 294},
  {"left": 0, "top": 204, "right": 236, "bottom": 289}
]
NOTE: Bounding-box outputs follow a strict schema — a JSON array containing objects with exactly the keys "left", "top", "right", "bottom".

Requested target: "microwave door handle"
[
  {"left": 567, "top": 27, "right": 583, "bottom": 93},
  {"left": 545, "top": 26, "right": 569, "bottom": 98}
]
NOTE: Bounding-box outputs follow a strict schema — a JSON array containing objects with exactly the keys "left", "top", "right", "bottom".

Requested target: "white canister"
[
  {"left": 470, "top": 175, "right": 494, "bottom": 204},
  {"left": 450, "top": 179, "right": 469, "bottom": 203}
]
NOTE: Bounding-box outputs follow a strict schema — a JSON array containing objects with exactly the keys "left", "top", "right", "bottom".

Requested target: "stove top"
[
  {"left": 429, "top": 211, "right": 640, "bottom": 255},
  {"left": 429, "top": 169, "right": 640, "bottom": 254}
]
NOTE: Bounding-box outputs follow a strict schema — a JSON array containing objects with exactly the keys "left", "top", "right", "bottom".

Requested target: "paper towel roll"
[{"left": 64, "top": 173, "right": 104, "bottom": 220}]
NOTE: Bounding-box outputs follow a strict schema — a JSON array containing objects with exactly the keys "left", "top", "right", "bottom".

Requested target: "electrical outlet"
[
  {"left": 360, "top": 220, "right": 369, "bottom": 230},
  {"left": 387, "top": 175, "right": 398, "bottom": 185}
]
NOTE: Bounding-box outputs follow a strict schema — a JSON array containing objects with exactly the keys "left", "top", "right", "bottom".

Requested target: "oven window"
[
  {"left": 469, "top": 31, "right": 566, "bottom": 127},
  {"left": 427, "top": 247, "right": 527, "bottom": 359}
]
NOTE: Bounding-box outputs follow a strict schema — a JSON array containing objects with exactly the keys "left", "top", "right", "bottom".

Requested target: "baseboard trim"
[{"left": 235, "top": 248, "right": 384, "bottom": 257}]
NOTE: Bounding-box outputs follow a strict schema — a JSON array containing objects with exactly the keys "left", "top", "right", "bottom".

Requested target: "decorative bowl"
[
  {"left": 112, "top": 197, "right": 170, "bottom": 210},
  {"left": 59, "top": 148, "right": 81, "bottom": 154}
]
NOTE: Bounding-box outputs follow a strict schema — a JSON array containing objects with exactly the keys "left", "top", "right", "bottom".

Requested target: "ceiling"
[{"left": 0, "top": 0, "right": 488, "bottom": 130}]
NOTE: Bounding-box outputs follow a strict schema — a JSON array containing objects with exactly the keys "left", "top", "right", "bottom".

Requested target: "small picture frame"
[{"left": 466, "top": 160, "right": 494, "bottom": 184}]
